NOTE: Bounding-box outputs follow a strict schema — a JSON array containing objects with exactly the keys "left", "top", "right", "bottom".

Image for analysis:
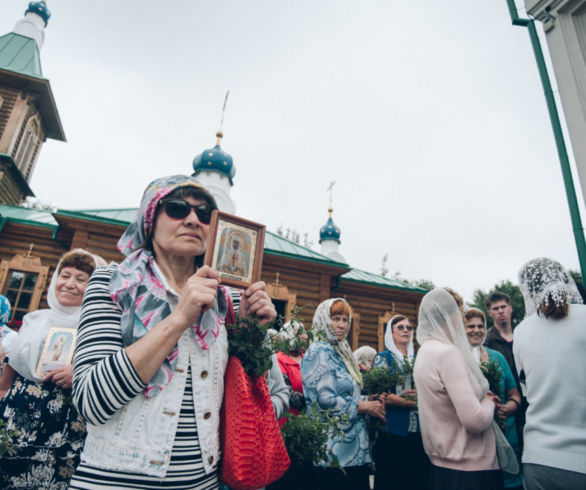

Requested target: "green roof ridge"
[
  {"left": 0, "top": 32, "right": 43, "bottom": 78},
  {"left": 341, "top": 267, "right": 428, "bottom": 293}
]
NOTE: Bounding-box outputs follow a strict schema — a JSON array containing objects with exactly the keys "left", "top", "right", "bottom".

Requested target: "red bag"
[{"left": 220, "top": 356, "right": 290, "bottom": 489}]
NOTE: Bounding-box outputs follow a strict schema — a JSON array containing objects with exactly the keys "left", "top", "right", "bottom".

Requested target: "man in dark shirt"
[{"left": 484, "top": 291, "right": 526, "bottom": 447}]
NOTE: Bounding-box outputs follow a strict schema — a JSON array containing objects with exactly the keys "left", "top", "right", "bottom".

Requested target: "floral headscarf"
[
  {"left": 0, "top": 295, "right": 10, "bottom": 326},
  {"left": 110, "top": 175, "right": 225, "bottom": 398},
  {"left": 312, "top": 298, "right": 363, "bottom": 388}
]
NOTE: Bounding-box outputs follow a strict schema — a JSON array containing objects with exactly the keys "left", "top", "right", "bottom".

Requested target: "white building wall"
[{"left": 525, "top": 0, "right": 586, "bottom": 207}]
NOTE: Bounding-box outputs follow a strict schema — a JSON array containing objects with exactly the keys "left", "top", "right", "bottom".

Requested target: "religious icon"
[
  {"left": 35, "top": 327, "right": 77, "bottom": 377},
  {"left": 204, "top": 210, "right": 266, "bottom": 288}
]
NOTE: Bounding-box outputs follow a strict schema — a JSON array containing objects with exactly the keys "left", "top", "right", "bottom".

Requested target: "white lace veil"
[
  {"left": 518, "top": 257, "right": 583, "bottom": 316},
  {"left": 417, "top": 288, "right": 489, "bottom": 393}
]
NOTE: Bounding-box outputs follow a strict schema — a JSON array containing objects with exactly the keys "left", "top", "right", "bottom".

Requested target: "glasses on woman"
[
  {"left": 160, "top": 199, "right": 215, "bottom": 224},
  {"left": 395, "top": 325, "right": 413, "bottom": 331}
]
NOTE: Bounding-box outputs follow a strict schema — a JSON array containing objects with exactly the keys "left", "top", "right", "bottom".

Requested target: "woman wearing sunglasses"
[
  {"left": 372, "top": 315, "right": 429, "bottom": 490},
  {"left": 69, "top": 175, "right": 276, "bottom": 489}
]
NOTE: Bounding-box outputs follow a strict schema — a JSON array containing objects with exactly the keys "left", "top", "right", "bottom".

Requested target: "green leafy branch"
[
  {"left": 226, "top": 316, "right": 273, "bottom": 378},
  {"left": 280, "top": 408, "right": 348, "bottom": 470}
]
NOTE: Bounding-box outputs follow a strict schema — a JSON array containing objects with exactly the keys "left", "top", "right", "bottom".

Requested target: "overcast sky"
[{"left": 2, "top": 0, "right": 584, "bottom": 303}]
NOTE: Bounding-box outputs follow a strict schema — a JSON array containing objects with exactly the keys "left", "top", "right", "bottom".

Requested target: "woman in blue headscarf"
[{"left": 69, "top": 175, "right": 276, "bottom": 489}]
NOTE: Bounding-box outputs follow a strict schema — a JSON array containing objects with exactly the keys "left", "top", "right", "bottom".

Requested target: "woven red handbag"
[{"left": 220, "top": 355, "right": 290, "bottom": 489}]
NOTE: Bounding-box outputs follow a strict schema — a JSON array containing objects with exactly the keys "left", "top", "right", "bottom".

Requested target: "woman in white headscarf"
[
  {"left": 0, "top": 249, "right": 98, "bottom": 489},
  {"left": 372, "top": 314, "right": 429, "bottom": 490},
  {"left": 301, "top": 298, "right": 385, "bottom": 490},
  {"left": 413, "top": 288, "right": 503, "bottom": 490},
  {"left": 514, "top": 258, "right": 586, "bottom": 490}
]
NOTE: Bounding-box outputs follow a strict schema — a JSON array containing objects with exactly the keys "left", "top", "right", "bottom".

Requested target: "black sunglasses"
[
  {"left": 395, "top": 325, "right": 413, "bottom": 331},
  {"left": 160, "top": 199, "right": 215, "bottom": 224}
]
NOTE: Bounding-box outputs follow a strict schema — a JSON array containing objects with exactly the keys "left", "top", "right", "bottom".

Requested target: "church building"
[{"left": 0, "top": 2, "right": 426, "bottom": 351}]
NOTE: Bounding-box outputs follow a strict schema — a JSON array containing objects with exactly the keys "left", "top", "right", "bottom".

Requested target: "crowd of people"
[{"left": 0, "top": 175, "right": 584, "bottom": 490}]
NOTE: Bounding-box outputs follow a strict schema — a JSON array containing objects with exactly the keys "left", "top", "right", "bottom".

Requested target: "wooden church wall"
[
  {"left": 0, "top": 219, "right": 425, "bottom": 335},
  {"left": 334, "top": 281, "right": 422, "bottom": 352}
]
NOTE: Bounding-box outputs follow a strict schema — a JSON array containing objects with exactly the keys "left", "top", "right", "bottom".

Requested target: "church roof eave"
[{"left": 0, "top": 69, "right": 65, "bottom": 141}]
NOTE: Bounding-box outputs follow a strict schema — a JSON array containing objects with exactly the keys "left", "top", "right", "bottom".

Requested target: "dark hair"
[
  {"left": 539, "top": 292, "right": 569, "bottom": 319},
  {"left": 165, "top": 186, "right": 217, "bottom": 208},
  {"left": 465, "top": 307, "right": 486, "bottom": 325},
  {"left": 146, "top": 186, "right": 217, "bottom": 263},
  {"left": 390, "top": 314, "right": 408, "bottom": 332},
  {"left": 58, "top": 249, "right": 95, "bottom": 277},
  {"left": 484, "top": 291, "right": 511, "bottom": 309}
]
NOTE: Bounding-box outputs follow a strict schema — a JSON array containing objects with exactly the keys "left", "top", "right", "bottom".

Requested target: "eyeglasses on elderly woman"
[{"left": 159, "top": 198, "right": 216, "bottom": 224}]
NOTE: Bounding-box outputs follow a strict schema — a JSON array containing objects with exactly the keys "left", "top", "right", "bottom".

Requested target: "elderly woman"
[
  {"left": 372, "top": 314, "right": 429, "bottom": 490},
  {"left": 413, "top": 288, "right": 503, "bottom": 490},
  {"left": 465, "top": 308, "right": 523, "bottom": 489},
  {"left": 69, "top": 175, "right": 276, "bottom": 489},
  {"left": 301, "top": 298, "right": 385, "bottom": 490},
  {"left": 514, "top": 258, "right": 586, "bottom": 490},
  {"left": 0, "top": 249, "right": 97, "bottom": 489},
  {"left": 353, "top": 345, "right": 377, "bottom": 372}
]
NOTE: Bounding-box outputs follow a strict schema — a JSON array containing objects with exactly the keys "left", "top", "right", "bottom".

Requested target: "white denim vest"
[{"left": 80, "top": 276, "right": 229, "bottom": 478}]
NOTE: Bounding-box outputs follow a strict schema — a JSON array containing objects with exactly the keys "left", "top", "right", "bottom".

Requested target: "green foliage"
[
  {"left": 0, "top": 419, "right": 18, "bottom": 458},
  {"left": 271, "top": 305, "right": 317, "bottom": 355},
  {"left": 480, "top": 359, "right": 505, "bottom": 430},
  {"left": 390, "top": 271, "right": 435, "bottom": 291},
  {"left": 480, "top": 359, "right": 502, "bottom": 395},
  {"left": 280, "top": 409, "right": 347, "bottom": 469},
  {"left": 226, "top": 316, "right": 273, "bottom": 378},
  {"left": 470, "top": 280, "right": 525, "bottom": 328},
  {"left": 569, "top": 270, "right": 586, "bottom": 302},
  {"left": 363, "top": 367, "right": 400, "bottom": 396}
]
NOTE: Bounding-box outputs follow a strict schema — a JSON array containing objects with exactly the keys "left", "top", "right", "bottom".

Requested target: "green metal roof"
[
  {"left": 67, "top": 208, "right": 348, "bottom": 267},
  {"left": 264, "top": 230, "right": 348, "bottom": 267},
  {"left": 0, "top": 203, "right": 57, "bottom": 231},
  {"left": 0, "top": 206, "right": 424, "bottom": 293},
  {"left": 0, "top": 33, "right": 42, "bottom": 78},
  {"left": 341, "top": 267, "right": 428, "bottom": 293}
]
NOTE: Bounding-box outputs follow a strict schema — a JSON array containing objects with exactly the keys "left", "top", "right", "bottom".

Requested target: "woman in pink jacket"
[{"left": 413, "top": 288, "right": 503, "bottom": 490}]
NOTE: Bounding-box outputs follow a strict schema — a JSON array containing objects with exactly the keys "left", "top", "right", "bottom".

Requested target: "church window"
[
  {"left": 0, "top": 252, "right": 49, "bottom": 322},
  {"left": 13, "top": 116, "right": 41, "bottom": 175}
]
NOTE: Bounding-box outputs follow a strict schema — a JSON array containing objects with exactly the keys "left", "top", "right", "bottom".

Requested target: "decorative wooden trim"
[
  {"left": 377, "top": 308, "right": 396, "bottom": 352},
  {"left": 0, "top": 248, "right": 49, "bottom": 317},
  {"left": 351, "top": 312, "right": 360, "bottom": 351},
  {"left": 266, "top": 272, "right": 297, "bottom": 322}
]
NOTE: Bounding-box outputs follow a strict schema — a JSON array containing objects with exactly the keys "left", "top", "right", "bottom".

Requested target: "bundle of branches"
[
  {"left": 362, "top": 367, "right": 401, "bottom": 397},
  {"left": 226, "top": 316, "right": 273, "bottom": 378},
  {"left": 280, "top": 409, "right": 347, "bottom": 469},
  {"left": 480, "top": 359, "right": 505, "bottom": 430}
]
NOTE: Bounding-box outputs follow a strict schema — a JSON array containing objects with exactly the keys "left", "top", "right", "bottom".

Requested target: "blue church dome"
[
  {"left": 192, "top": 131, "right": 235, "bottom": 185},
  {"left": 319, "top": 214, "right": 341, "bottom": 244},
  {"left": 26, "top": 1, "right": 51, "bottom": 26}
]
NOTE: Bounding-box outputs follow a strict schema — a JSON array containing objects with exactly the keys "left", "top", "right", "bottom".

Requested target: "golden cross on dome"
[
  {"left": 216, "top": 91, "right": 230, "bottom": 145},
  {"left": 327, "top": 181, "right": 336, "bottom": 217}
]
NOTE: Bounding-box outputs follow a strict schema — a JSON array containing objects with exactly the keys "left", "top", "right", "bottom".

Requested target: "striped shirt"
[{"left": 70, "top": 267, "right": 219, "bottom": 489}]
